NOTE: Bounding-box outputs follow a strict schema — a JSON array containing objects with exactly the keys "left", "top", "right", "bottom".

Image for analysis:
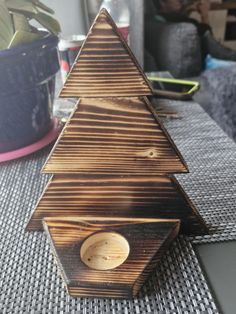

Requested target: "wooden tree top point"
[{"left": 60, "top": 9, "right": 153, "bottom": 98}]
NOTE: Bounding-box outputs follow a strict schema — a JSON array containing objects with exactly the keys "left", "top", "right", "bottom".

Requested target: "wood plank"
[
  {"left": 26, "top": 174, "right": 208, "bottom": 235},
  {"left": 43, "top": 97, "right": 188, "bottom": 175},
  {"left": 43, "top": 217, "right": 180, "bottom": 298}
]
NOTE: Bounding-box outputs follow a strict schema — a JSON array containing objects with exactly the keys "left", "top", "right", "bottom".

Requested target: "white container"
[
  {"left": 58, "top": 35, "right": 86, "bottom": 82},
  {"left": 100, "top": 0, "right": 130, "bottom": 42}
]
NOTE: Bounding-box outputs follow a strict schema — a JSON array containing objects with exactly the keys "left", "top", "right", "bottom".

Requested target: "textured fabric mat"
[{"left": 0, "top": 99, "right": 235, "bottom": 313}]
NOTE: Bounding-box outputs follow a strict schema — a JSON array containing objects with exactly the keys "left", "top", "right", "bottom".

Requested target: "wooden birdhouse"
[{"left": 27, "top": 9, "right": 208, "bottom": 299}]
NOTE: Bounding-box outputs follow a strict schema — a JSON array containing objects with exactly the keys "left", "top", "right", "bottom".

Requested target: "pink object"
[
  {"left": 118, "top": 26, "right": 129, "bottom": 42},
  {"left": 0, "top": 118, "right": 62, "bottom": 163}
]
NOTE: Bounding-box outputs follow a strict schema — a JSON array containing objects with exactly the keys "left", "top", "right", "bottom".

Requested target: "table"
[{"left": 0, "top": 98, "right": 236, "bottom": 313}]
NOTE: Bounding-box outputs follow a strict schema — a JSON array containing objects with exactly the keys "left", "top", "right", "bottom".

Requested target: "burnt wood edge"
[
  {"left": 170, "top": 175, "right": 209, "bottom": 234},
  {"left": 143, "top": 96, "right": 189, "bottom": 174},
  {"left": 41, "top": 100, "right": 80, "bottom": 174},
  {"left": 132, "top": 221, "right": 180, "bottom": 297},
  {"left": 67, "top": 286, "right": 131, "bottom": 299},
  {"left": 59, "top": 8, "right": 153, "bottom": 98},
  {"left": 44, "top": 216, "right": 181, "bottom": 224},
  {"left": 25, "top": 174, "right": 54, "bottom": 231},
  {"left": 43, "top": 220, "right": 71, "bottom": 290}
]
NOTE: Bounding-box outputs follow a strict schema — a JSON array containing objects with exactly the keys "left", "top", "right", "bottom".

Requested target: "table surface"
[{"left": 0, "top": 98, "right": 236, "bottom": 314}]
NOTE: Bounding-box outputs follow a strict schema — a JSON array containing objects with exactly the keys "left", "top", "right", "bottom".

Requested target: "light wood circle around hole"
[{"left": 80, "top": 232, "right": 130, "bottom": 270}]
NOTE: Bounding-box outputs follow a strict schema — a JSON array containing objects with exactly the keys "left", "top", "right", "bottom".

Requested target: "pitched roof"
[
  {"left": 60, "top": 9, "right": 152, "bottom": 98},
  {"left": 42, "top": 97, "right": 188, "bottom": 175}
]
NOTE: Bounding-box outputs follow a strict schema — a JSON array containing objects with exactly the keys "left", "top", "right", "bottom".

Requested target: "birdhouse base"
[{"left": 43, "top": 217, "right": 180, "bottom": 298}]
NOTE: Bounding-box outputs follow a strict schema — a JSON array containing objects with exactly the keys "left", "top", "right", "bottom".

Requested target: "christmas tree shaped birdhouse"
[{"left": 27, "top": 9, "right": 208, "bottom": 298}]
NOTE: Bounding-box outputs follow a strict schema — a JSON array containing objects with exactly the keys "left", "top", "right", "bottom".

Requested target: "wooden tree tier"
[
  {"left": 43, "top": 217, "right": 180, "bottom": 298},
  {"left": 42, "top": 97, "right": 188, "bottom": 175},
  {"left": 27, "top": 174, "right": 207, "bottom": 234},
  {"left": 60, "top": 9, "right": 152, "bottom": 98}
]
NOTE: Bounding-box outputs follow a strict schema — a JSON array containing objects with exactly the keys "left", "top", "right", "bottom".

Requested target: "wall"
[
  {"left": 42, "top": 0, "right": 89, "bottom": 37},
  {"left": 42, "top": 0, "right": 143, "bottom": 65}
]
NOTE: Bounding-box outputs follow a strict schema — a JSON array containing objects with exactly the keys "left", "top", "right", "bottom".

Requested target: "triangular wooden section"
[
  {"left": 26, "top": 174, "right": 208, "bottom": 235},
  {"left": 42, "top": 97, "right": 188, "bottom": 175},
  {"left": 59, "top": 9, "right": 152, "bottom": 98},
  {"left": 43, "top": 217, "right": 180, "bottom": 298}
]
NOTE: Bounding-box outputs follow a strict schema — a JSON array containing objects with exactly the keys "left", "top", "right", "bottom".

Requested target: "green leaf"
[
  {"left": 34, "top": 0, "right": 54, "bottom": 14},
  {"left": 0, "top": 0, "right": 14, "bottom": 49},
  {"left": 0, "top": 36, "right": 8, "bottom": 50},
  {"left": 0, "top": 1, "right": 14, "bottom": 35},
  {"left": 8, "top": 29, "right": 41, "bottom": 48},
  {"left": 6, "top": 0, "right": 38, "bottom": 14},
  {"left": 0, "top": 0, "right": 60, "bottom": 50},
  {"left": 12, "top": 13, "right": 31, "bottom": 32},
  {"left": 33, "top": 11, "right": 61, "bottom": 34},
  {"left": 23, "top": 0, "right": 54, "bottom": 14}
]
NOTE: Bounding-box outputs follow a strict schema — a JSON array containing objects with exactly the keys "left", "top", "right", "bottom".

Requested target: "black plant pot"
[{"left": 0, "top": 33, "right": 59, "bottom": 153}]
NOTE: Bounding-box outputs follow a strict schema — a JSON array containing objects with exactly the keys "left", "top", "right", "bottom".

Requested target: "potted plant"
[{"left": 0, "top": 0, "right": 61, "bottom": 155}]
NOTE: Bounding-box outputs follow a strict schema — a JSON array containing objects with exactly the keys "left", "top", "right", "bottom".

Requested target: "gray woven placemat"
[{"left": 0, "top": 99, "right": 235, "bottom": 313}]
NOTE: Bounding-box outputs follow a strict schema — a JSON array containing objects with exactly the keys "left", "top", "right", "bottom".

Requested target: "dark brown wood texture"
[
  {"left": 43, "top": 217, "right": 180, "bottom": 298},
  {"left": 27, "top": 8, "right": 209, "bottom": 299},
  {"left": 26, "top": 174, "right": 208, "bottom": 235},
  {"left": 59, "top": 9, "right": 152, "bottom": 98},
  {"left": 43, "top": 97, "right": 188, "bottom": 175}
]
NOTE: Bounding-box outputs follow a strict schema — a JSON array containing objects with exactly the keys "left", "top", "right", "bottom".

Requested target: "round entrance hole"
[{"left": 80, "top": 232, "right": 130, "bottom": 270}]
